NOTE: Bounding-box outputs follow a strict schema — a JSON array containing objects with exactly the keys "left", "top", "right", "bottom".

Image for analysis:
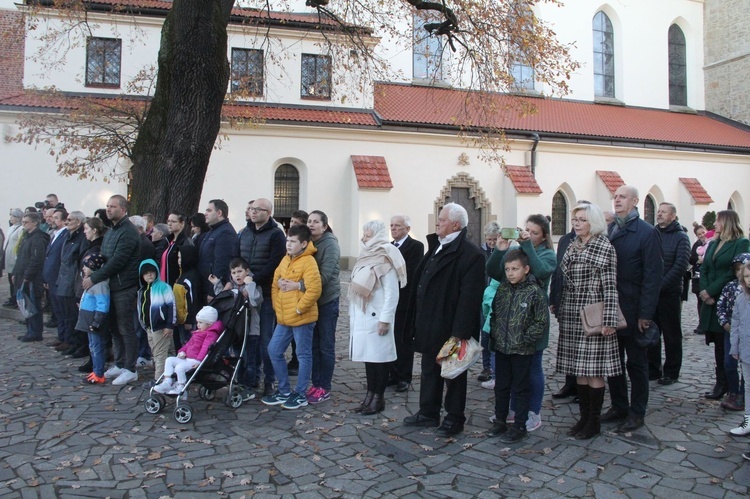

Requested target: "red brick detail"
[
  {"left": 680, "top": 178, "right": 714, "bottom": 204},
  {"left": 0, "top": 10, "right": 25, "bottom": 98},
  {"left": 351, "top": 155, "right": 393, "bottom": 189},
  {"left": 596, "top": 170, "right": 626, "bottom": 194},
  {"left": 505, "top": 165, "right": 542, "bottom": 194}
]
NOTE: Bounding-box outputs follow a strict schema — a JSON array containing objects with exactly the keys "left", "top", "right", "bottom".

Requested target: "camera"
[{"left": 34, "top": 201, "right": 50, "bottom": 210}]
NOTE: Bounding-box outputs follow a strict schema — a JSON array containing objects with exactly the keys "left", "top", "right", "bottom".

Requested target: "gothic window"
[
  {"left": 551, "top": 191, "right": 568, "bottom": 236},
  {"left": 413, "top": 11, "right": 445, "bottom": 81},
  {"left": 644, "top": 195, "right": 656, "bottom": 225},
  {"left": 85, "top": 37, "right": 121, "bottom": 87},
  {"left": 668, "top": 25, "right": 687, "bottom": 106},
  {"left": 301, "top": 54, "right": 331, "bottom": 99},
  {"left": 231, "top": 48, "right": 264, "bottom": 97},
  {"left": 274, "top": 164, "right": 300, "bottom": 228},
  {"left": 593, "top": 12, "right": 615, "bottom": 98}
]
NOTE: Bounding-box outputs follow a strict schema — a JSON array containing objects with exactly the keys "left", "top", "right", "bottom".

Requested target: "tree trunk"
[{"left": 129, "top": 0, "right": 234, "bottom": 219}]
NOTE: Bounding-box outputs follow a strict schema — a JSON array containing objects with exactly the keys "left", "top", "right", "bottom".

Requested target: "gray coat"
[{"left": 730, "top": 290, "right": 750, "bottom": 365}]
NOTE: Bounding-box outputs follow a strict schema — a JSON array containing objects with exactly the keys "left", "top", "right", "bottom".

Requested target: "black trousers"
[
  {"left": 608, "top": 334, "right": 649, "bottom": 418},
  {"left": 365, "top": 362, "right": 390, "bottom": 396},
  {"left": 494, "top": 352, "right": 532, "bottom": 429},
  {"left": 648, "top": 292, "right": 683, "bottom": 379},
  {"left": 390, "top": 323, "right": 414, "bottom": 383},
  {"left": 7, "top": 273, "right": 16, "bottom": 305},
  {"left": 418, "top": 351, "right": 467, "bottom": 421}
]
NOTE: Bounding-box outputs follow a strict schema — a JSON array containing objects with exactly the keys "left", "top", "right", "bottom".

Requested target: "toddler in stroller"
[{"left": 154, "top": 306, "right": 222, "bottom": 394}]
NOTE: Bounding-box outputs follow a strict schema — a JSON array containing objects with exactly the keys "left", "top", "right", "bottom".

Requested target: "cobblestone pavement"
[{"left": 0, "top": 273, "right": 749, "bottom": 498}]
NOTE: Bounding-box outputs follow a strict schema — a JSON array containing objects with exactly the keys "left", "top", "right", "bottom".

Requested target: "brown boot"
[
  {"left": 566, "top": 384, "right": 589, "bottom": 436},
  {"left": 354, "top": 391, "right": 374, "bottom": 413},
  {"left": 576, "top": 386, "right": 605, "bottom": 440}
]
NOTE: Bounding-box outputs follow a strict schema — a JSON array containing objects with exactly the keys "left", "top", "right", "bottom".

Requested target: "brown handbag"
[{"left": 580, "top": 302, "right": 627, "bottom": 336}]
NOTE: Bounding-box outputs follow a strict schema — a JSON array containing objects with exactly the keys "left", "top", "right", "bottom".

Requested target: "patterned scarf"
[{"left": 349, "top": 229, "right": 407, "bottom": 312}]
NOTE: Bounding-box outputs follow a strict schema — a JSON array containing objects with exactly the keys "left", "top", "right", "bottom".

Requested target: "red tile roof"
[
  {"left": 351, "top": 155, "right": 393, "bottom": 189},
  {"left": 680, "top": 178, "right": 714, "bottom": 204},
  {"left": 505, "top": 165, "right": 542, "bottom": 194},
  {"left": 596, "top": 170, "right": 626, "bottom": 194},
  {"left": 373, "top": 83, "right": 750, "bottom": 150}
]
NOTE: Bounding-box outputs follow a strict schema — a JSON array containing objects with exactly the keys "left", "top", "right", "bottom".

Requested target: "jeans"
[
  {"left": 480, "top": 330, "right": 495, "bottom": 373},
  {"left": 240, "top": 335, "right": 260, "bottom": 388},
  {"left": 258, "top": 298, "right": 277, "bottom": 385},
  {"left": 608, "top": 333, "right": 649, "bottom": 418},
  {"left": 110, "top": 286, "right": 138, "bottom": 372},
  {"left": 88, "top": 332, "right": 106, "bottom": 377},
  {"left": 511, "top": 350, "right": 544, "bottom": 414},
  {"left": 724, "top": 332, "right": 745, "bottom": 394},
  {"left": 268, "top": 322, "right": 315, "bottom": 395},
  {"left": 23, "top": 281, "right": 44, "bottom": 339},
  {"left": 311, "top": 299, "right": 339, "bottom": 391},
  {"left": 495, "top": 352, "right": 533, "bottom": 429},
  {"left": 48, "top": 291, "right": 67, "bottom": 341}
]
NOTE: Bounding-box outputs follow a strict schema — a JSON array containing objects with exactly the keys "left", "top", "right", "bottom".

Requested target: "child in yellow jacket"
[{"left": 262, "top": 224, "right": 322, "bottom": 410}]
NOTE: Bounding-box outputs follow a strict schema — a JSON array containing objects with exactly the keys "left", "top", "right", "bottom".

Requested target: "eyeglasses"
[
  {"left": 22, "top": 220, "right": 34, "bottom": 225},
  {"left": 571, "top": 218, "right": 588, "bottom": 224},
  {"left": 249, "top": 207, "right": 269, "bottom": 213}
]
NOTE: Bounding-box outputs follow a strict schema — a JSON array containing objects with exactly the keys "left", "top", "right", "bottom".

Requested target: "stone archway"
[{"left": 434, "top": 172, "right": 491, "bottom": 246}]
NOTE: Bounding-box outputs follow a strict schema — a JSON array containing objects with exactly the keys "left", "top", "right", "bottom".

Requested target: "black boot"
[
  {"left": 704, "top": 367, "right": 728, "bottom": 400},
  {"left": 77, "top": 357, "right": 93, "bottom": 373},
  {"left": 566, "top": 384, "right": 590, "bottom": 436},
  {"left": 361, "top": 394, "right": 385, "bottom": 415},
  {"left": 553, "top": 375, "right": 578, "bottom": 399},
  {"left": 354, "top": 391, "right": 374, "bottom": 413},
  {"left": 576, "top": 386, "right": 605, "bottom": 440}
]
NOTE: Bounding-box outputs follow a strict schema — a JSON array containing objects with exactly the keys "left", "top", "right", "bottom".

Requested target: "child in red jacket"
[{"left": 154, "top": 306, "right": 222, "bottom": 394}]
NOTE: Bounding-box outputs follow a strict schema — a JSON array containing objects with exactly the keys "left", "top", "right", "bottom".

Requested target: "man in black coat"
[
  {"left": 648, "top": 203, "right": 690, "bottom": 385},
  {"left": 403, "top": 203, "right": 485, "bottom": 437},
  {"left": 387, "top": 214, "right": 424, "bottom": 393},
  {"left": 604, "top": 186, "right": 663, "bottom": 433},
  {"left": 198, "top": 199, "right": 238, "bottom": 301},
  {"left": 14, "top": 212, "right": 50, "bottom": 342}
]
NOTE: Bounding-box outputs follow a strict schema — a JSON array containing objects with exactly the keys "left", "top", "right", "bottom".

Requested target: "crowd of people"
[{"left": 1, "top": 189, "right": 749, "bottom": 458}]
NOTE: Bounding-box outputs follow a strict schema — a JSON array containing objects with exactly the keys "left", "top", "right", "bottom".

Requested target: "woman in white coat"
[{"left": 349, "top": 220, "right": 407, "bottom": 415}]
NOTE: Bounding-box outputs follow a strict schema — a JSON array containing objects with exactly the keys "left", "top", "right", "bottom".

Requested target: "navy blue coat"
[
  {"left": 198, "top": 218, "right": 238, "bottom": 296},
  {"left": 608, "top": 217, "right": 663, "bottom": 336},
  {"left": 43, "top": 228, "right": 67, "bottom": 294}
]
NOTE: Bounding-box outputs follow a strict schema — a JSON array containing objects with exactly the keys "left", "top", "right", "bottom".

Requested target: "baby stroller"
[{"left": 144, "top": 290, "right": 250, "bottom": 423}]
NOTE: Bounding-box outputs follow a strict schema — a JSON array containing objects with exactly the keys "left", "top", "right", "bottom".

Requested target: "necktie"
[{"left": 393, "top": 241, "right": 399, "bottom": 248}]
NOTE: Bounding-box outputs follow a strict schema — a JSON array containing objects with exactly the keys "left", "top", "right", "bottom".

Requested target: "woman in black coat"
[{"left": 160, "top": 212, "right": 194, "bottom": 286}]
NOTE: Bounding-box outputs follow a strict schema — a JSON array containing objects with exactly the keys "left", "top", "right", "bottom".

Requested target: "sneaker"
[
  {"left": 307, "top": 387, "right": 330, "bottom": 404},
  {"left": 241, "top": 387, "right": 256, "bottom": 401},
  {"left": 111, "top": 369, "right": 138, "bottom": 386},
  {"left": 83, "top": 373, "right": 106, "bottom": 385},
  {"left": 281, "top": 391, "right": 309, "bottom": 410},
  {"left": 168, "top": 382, "right": 185, "bottom": 395},
  {"left": 306, "top": 385, "right": 319, "bottom": 397},
  {"left": 104, "top": 365, "right": 123, "bottom": 378},
  {"left": 481, "top": 379, "right": 495, "bottom": 390},
  {"left": 526, "top": 411, "right": 542, "bottom": 432},
  {"left": 154, "top": 379, "right": 173, "bottom": 394},
  {"left": 262, "top": 390, "right": 291, "bottom": 406},
  {"left": 499, "top": 426, "right": 528, "bottom": 444},
  {"left": 477, "top": 368, "right": 493, "bottom": 382},
  {"left": 136, "top": 357, "right": 154, "bottom": 368},
  {"left": 141, "top": 380, "right": 156, "bottom": 390}
]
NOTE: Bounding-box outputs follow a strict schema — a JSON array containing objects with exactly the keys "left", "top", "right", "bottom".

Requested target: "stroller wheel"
[
  {"left": 144, "top": 396, "right": 164, "bottom": 414},
  {"left": 173, "top": 403, "right": 193, "bottom": 424},
  {"left": 225, "top": 387, "right": 243, "bottom": 409},
  {"left": 199, "top": 386, "right": 216, "bottom": 401}
]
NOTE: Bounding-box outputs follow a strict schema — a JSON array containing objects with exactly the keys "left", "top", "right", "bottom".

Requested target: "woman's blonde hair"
[{"left": 715, "top": 210, "right": 744, "bottom": 241}]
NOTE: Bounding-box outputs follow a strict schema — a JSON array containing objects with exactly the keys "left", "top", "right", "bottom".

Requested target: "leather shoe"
[
  {"left": 552, "top": 383, "right": 577, "bottom": 399},
  {"left": 45, "top": 339, "right": 63, "bottom": 347},
  {"left": 616, "top": 416, "right": 645, "bottom": 433},
  {"left": 18, "top": 335, "right": 43, "bottom": 342},
  {"left": 658, "top": 376, "right": 678, "bottom": 385},
  {"left": 395, "top": 381, "right": 410, "bottom": 393},
  {"left": 436, "top": 418, "right": 465, "bottom": 437},
  {"left": 600, "top": 406, "right": 628, "bottom": 423},
  {"left": 403, "top": 413, "right": 440, "bottom": 427},
  {"left": 54, "top": 342, "right": 71, "bottom": 352},
  {"left": 648, "top": 371, "right": 662, "bottom": 381},
  {"left": 386, "top": 378, "right": 399, "bottom": 387}
]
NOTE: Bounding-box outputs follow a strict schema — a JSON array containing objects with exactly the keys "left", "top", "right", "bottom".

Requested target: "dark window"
[
  {"left": 231, "top": 48, "right": 264, "bottom": 97},
  {"left": 274, "top": 164, "right": 300, "bottom": 229},
  {"left": 728, "top": 199, "right": 735, "bottom": 211},
  {"left": 644, "top": 195, "right": 656, "bottom": 225},
  {"left": 413, "top": 12, "right": 445, "bottom": 81},
  {"left": 551, "top": 191, "right": 568, "bottom": 236},
  {"left": 85, "top": 37, "right": 121, "bottom": 87},
  {"left": 593, "top": 12, "right": 615, "bottom": 98},
  {"left": 301, "top": 54, "right": 331, "bottom": 99},
  {"left": 668, "top": 25, "right": 687, "bottom": 106}
]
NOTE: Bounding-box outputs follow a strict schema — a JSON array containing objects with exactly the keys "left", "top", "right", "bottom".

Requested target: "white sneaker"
[
  {"left": 153, "top": 379, "right": 173, "bottom": 394},
  {"left": 730, "top": 415, "right": 750, "bottom": 436},
  {"left": 168, "top": 382, "right": 185, "bottom": 395},
  {"left": 112, "top": 369, "right": 138, "bottom": 386},
  {"left": 104, "top": 366, "right": 123, "bottom": 378},
  {"left": 481, "top": 379, "right": 495, "bottom": 389},
  {"left": 137, "top": 357, "right": 154, "bottom": 368},
  {"left": 527, "top": 411, "right": 542, "bottom": 432}
]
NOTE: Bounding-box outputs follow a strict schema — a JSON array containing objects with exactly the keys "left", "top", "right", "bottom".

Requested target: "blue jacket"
[
  {"left": 198, "top": 218, "right": 238, "bottom": 297},
  {"left": 137, "top": 259, "right": 176, "bottom": 331},
  {"left": 76, "top": 279, "right": 110, "bottom": 334},
  {"left": 608, "top": 215, "right": 663, "bottom": 336},
  {"left": 42, "top": 228, "right": 67, "bottom": 293}
]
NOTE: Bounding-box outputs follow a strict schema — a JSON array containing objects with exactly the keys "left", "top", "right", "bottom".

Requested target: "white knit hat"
[{"left": 196, "top": 306, "right": 218, "bottom": 324}]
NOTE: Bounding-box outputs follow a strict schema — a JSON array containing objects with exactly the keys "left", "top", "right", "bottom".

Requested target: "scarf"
[{"left": 349, "top": 230, "right": 407, "bottom": 312}]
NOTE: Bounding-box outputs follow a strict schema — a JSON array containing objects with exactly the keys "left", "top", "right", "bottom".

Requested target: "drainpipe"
[{"left": 530, "top": 133, "right": 540, "bottom": 176}]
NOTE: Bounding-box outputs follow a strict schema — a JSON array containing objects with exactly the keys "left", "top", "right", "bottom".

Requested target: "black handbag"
[{"left": 634, "top": 321, "right": 660, "bottom": 348}]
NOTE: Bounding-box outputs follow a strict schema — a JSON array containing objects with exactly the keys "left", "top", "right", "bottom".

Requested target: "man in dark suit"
[
  {"left": 403, "top": 203, "right": 485, "bottom": 437},
  {"left": 43, "top": 209, "right": 69, "bottom": 349},
  {"left": 388, "top": 214, "right": 424, "bottom": 392},
  {"left": 603, "top": 186, "right": 662, "bottom": 433}
]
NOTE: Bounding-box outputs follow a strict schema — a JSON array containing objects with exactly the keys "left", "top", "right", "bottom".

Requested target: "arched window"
[
  {"left": 413, "top": 12, "right": 445, "bottom": 81},
  {"left": 551, "top": 191, "right": 568, "bottom": 236},
  {"left": 274, "top": 164, "right": 299, "bottom": 229},
  {"left": 668, "top": 24, "right": 687, "bottom": 106},
  {"left": 644, "top": 195, "right": 656, "bottom": 225},
  {"left": 728, "top": 199, "right": 735, "bottom": 211},
  {"left": 593, "top": 11, "right": 615, "bottom": 98}
]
